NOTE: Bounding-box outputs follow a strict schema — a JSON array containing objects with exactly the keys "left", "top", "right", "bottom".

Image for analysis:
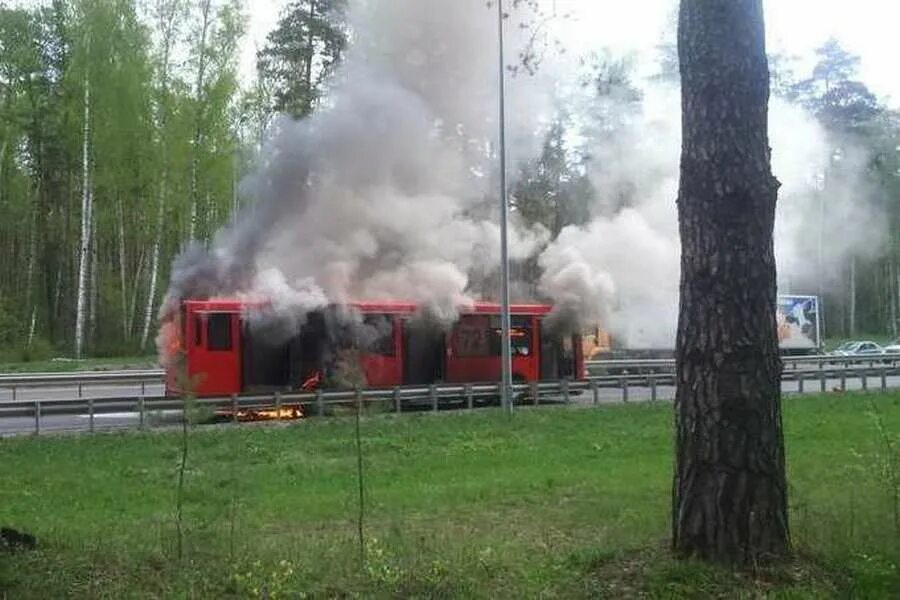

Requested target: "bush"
[{"left": 18, "top": 337, "right": 53, "bottom": 362}]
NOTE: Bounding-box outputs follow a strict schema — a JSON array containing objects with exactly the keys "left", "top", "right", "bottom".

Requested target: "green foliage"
[
  {"left": 256, "top": 0, "right": 347, "bottom": 119},
  {"left": 0, "top": 394, "right": 897, "bottom": 597},
  {"left": 0, "top": 0, "right": 248, "bottom": 358}
]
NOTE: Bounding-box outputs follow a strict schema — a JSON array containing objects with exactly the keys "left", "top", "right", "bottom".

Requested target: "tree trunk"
[
  {"left": 118, "top": 197, "right": 129, "bottom": 341},
  {"left": 188, "top": 0, "right": 212, "bottom": 242},
  {"left": 74, "top": 60, "right": 92, "bottom": 359},
  {"left": 142, "top": 174, "right": 165, "bottom": 350},
  {"left": 143, "top": 1, "right": 177, "bottom": 349},
  {"left": 305, "top": 0, "right": 316, "bottom": 115},
  {"left": 89, "top": 221, "right": 98, "bottom": 351},
  {"left": 673, "top": 0, "right": 789, "bottom": 564},
  {"left": 894, "top": 260, "right": 899, "bottom": 338},
  {"left": 849, "top": 256, "right": 857, "bottom": 337},
  {"left": 129, "top": 248, "right": 146, "bottom": 338}
]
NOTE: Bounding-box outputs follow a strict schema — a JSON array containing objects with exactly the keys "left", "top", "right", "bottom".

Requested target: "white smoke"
[
  {"left": 537, "top": 82, "right": 885, "bottom": 348},
  {"left": 157, "top": 0, "right": 559, "bottom": 362}
]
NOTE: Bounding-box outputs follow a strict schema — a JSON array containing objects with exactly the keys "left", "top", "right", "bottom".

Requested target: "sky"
[{"left": 240, "top": 0, "right": 900, "bottom": 106}]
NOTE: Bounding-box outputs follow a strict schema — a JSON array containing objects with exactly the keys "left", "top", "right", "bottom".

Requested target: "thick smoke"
[
  {"left": 157, "top": 0, "right": 556, "bottom": 362},
  {"left": 537, "top": 83, "right": 886, "bottom": 348}
]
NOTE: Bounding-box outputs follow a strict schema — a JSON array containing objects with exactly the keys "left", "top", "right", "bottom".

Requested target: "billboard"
[{"left": 776, "top": 295, "right": 821, "bottom": 351}]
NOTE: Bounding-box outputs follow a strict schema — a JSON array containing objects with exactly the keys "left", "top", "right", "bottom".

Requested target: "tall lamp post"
[{"left": 496, "top": 0, "right": 513, "bottom": 413}]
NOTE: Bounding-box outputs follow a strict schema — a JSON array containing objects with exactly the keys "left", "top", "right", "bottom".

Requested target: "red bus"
[{"left": 164, "top": 299, "right": 584, "bottom": 397}]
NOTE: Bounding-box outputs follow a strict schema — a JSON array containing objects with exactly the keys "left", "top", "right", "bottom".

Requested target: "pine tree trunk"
[
  {"left": 74, "top": 61, "right": 92, "bottom": 359},
  {"left": 673, "top": 0, "right": 789, "bottom": 564}
]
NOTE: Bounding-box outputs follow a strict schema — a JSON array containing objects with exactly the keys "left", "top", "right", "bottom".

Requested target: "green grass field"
[{"left": 1, "top": 393, "right": 898, "bottom": 598}]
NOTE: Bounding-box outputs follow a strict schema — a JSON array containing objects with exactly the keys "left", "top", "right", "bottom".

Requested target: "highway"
[{"left": 1, "top": 368, "right": 898, "bottom": 436}]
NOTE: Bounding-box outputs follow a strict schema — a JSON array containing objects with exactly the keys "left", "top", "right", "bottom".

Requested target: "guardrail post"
[
  {"left": 87, "top": 398, "right": 95, "bottom": 433},
  {"left": 797, "top": 372, "right": 804, "bottom": 394},
  {"left": 141, "top": 380, "right": 146, "bottom": 397},
  {"left": 355, "top": 387, "right": 363, "bottom": 415},
  {"left": 33, "top": 400, "right": 40, "bottom": 435},
  {"left": 275, "top": 392, "right": 282, "bottom": 421},
  {"left": 78, "top": 382, "right": 83, "bottom": 398},
  {"left": 231, "top": 394, "right": 239, "bottom": 423},
  {"left": 621, "top": 378, "right": 629, "bottom": 404},
  {"left": 430, "top": 385, "right": 438, "bottom": 412},
  {"left": 881, "top": 367, "right": 888, "bottom": 391},
  {"left": 590, "top": 380, "right": 598, "bottom": 406},
  {"left": 392, "top": 387, "right": 400, "bottom": 414},
  {"left": 562, "top": 379, "right": 570, "bottom": 404},
  {"left": 530, "top": 381, "right": 539, "bottom": 406},
  {"left": 11, "top": 385, "right": 16, "bottom": 402},
  {"left": 139, "top": 396, "right": 146, "bottom": 430},
  {"left": 650, "top": 375, "right": 657, "bottom": 402},
  {"left": 466, "top": 384, "right": 474, "bottom": 410},
  {"left": 819, "top": 368, "right": 826, "bottom": 393},
  {"left": 840, "top": 368, "right": 846, "bottom": 392}
]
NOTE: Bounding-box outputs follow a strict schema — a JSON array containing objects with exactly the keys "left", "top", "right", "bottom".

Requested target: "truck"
[{"left": 584, "top": 294, "right": 823, "bottom": 363}]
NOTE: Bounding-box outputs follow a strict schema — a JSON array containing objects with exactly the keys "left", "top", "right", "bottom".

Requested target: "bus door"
[
  {"left": 187, "top": 310, "right": 242, "bottom": 396},
  {"left": 509, "top": 316, "right": 539, "bottom": 381},
  {"left": 358, "top": 314, "right": 403, "bottom": 387},
  {"left": 402, "top": 318, "right": 445, "bottom": 384}
]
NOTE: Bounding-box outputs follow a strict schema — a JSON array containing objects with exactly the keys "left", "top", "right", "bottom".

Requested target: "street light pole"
[{"left": 497, "top": 0, "right": 513, "bottom": 413}]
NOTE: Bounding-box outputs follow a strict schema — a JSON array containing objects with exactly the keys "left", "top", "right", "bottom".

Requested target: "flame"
[
  {"left": 219, "top": 404, "right": 305, "bottom": 422},
  {"left": 301, "top": 370, "right": 322, "bottom": 391}
]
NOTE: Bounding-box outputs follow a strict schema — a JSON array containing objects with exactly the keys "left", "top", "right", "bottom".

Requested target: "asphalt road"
[{"left": 2, "top": 374, "right": 898, "bottom": 436}]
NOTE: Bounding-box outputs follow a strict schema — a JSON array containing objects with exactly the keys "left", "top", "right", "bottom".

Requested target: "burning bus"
[{"left": 163, "top": 299, "right": 584, "bottom": 398}]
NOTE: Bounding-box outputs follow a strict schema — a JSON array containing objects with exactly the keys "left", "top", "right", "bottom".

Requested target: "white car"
[
  {"left": 830, "top": 341, "right": 886, "bottom": 357},
  {"left": 884, "top": 339, "right": 900, "bottom": 354}
]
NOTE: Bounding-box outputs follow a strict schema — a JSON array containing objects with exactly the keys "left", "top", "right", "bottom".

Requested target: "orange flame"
[{"left": 219, "top": 404, "right": 305, "bottom": 422}]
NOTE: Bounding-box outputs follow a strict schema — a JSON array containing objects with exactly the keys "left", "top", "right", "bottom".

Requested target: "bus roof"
[{"left": 181, "top": 298, "right": 553, "bottom": 316}]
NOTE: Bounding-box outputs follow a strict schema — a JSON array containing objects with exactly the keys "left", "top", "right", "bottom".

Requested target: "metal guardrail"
[
  {"left": 2, "top": 359, "right": 899, "bottom": 436},
  {"left": 0, "top": 370, "right": 165, "bottom": 402},
  {"left": 586, "top": 353, "right": 900, "bottom": 371},
  {"left": 0, "top": 352, "right": 898, "bottom": 408}
]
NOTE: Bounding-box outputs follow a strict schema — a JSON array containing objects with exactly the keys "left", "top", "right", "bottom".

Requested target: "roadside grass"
[
  {"left": 0, "top": 355, "right": 157, "bottom": 373},
  {"left": 0, "top": 392, "right": 898, "bottom": 598}
]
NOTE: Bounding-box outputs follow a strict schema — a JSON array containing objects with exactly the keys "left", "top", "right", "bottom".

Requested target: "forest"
[{"left": 0, "top": 0, "right": 898, "bottom": 361}]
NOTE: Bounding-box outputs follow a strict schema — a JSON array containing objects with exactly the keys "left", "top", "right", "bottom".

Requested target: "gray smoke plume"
[
  {"left": 157, "top": 0, "right": 557, "bottom": 363},
  {"left": 537, "top": 82, "right": 886, "bottom": 348}
]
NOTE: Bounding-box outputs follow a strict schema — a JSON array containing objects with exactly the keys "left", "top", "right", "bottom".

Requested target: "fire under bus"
[{"left": 165, "top": 299, "right": 585, "bottom": 418}]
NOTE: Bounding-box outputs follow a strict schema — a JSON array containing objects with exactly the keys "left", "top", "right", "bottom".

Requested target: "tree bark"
[
  {"left": 305, "top": 0, "right": 316, "bottom": 115},
  {"left": 673, "top": 0, "right": 789, "bottom": 564},
  {"left": 848, "top": 256, "right": 857, "bottom": 337},
  {"left": 118, "top": 196, "right": 129, "bottom": 341},
  {"left": 74, "top": 57, "right": 92, "bottom": 359},
  {"left": 188, "top": 0, "right": 212, "bottom": 242},
  {"left": 143, "top": 0, "right": 178, "bottom": 350}
]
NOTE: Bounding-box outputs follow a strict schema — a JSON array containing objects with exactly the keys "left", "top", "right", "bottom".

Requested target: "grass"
[
  {"left": 0, "top": 355, "right": 158, "bottom": 373},
  {"left": 0, "top": 393, "right": 898, "bottom": 598}
]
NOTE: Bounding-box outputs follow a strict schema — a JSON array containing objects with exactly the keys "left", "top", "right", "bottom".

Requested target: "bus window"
[
  {"left": 207, "top": 313, "right": 232, "bottom": 351},
  {"left": 362, "top": 314, "right": 395, "bottom": 356},
  {"left": 453, "top": 315, "right": 491, "bottom": 356},
  {"left": 488, "top": 316, "right": 531, "bottom": 356}
]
